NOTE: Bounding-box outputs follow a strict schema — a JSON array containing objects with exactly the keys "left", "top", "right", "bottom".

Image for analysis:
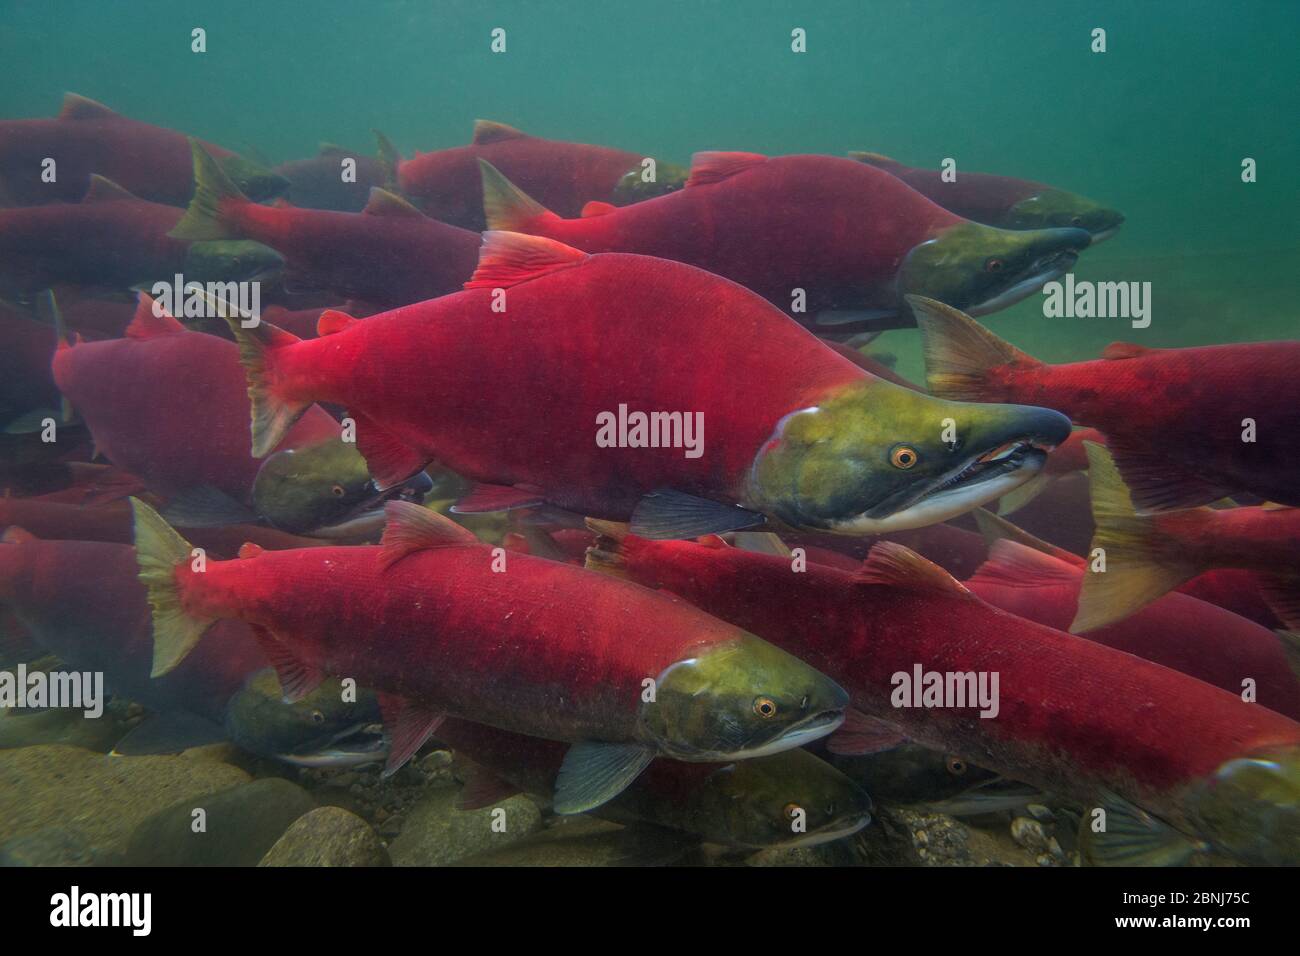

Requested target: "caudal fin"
[
  {"left": 582, "top": 517, "right": 632, "bottom": 579},
  {"left": 907, "top": 295, "right": 1039, "bottom": 402},
  {"left": 169, "top": 139, "right": 250, "bottom": 241},
  {"left": 131, "top": 497, "right": 215, "bottom": 676},
  {"left": 479, "top": 160, "right": 555, "bottom": 232},
  {"left": 220, "top": 311, "right": 311, "bottom": 458},
  {"left": 1070, "top": 443, "right": 1199, "bottom": 633}
]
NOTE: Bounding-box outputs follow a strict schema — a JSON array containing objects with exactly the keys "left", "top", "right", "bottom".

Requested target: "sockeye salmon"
[
  {"left": 848, "top": 152, "right": 1124, "bottom": 241},
  {"left": 222, "top": 230, "right": 1070, "bottom": 539},
  {"left": 132, "top": 498, "right": 850, "bottom": 813},
  {"left": 171, "top": 143, "right": 481, "bottom": 308},
  {"left": 378, "top": 120, "right": 686, "bottom": 230},
  {"left": 480, "top": 151, "right": 1093, "bottom": 331},
  {"left": 913, "top": 297, "right": 1300, "bottom": 510},
  {"left": 0, "top": 93, "right": 284, "bottom": 206},
  {"left": 585, "top": 523, "right": 1300, "bottom": 865}
]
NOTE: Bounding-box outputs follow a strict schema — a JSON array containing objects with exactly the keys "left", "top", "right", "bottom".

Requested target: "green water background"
[{"left": 1, "top": 0, "right": 1296, "bottom": 373}]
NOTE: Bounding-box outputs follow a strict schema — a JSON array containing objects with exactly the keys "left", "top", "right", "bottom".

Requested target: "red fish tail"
[{"left": 169, "top": 138, "right": 252, "bottom": 241}]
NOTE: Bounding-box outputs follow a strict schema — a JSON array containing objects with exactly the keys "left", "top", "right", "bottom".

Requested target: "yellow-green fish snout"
[
  {"left": 1191, "top": 748, "right": 1300, "bottom": 865},
  {"left": 640, "top": 633, "right": 848, "bottom": 761},
  {"left": 747, "top": 379, "right": 1071, "bottom": 534},
  {"left": 900, "top": 221, "right": 1092, "bottom": 318}
]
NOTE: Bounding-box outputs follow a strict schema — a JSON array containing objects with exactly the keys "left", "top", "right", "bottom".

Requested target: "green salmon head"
[
  {"left": 747, "top": 378, "right": 1071, "bottom": 534},
  {"left": 251, "top": 438, "right": 434, "bottom": 537},
  {"left": 899, "top": 221, "right": 1092, "bottom": 319},
  {"left": 1190, "top": 747, "right": 1300, "bottom": 865},
  {"left": 1003, "top": 188, "right": 1125, "bottom": 243},
  {"left": 639, "top": 632, "right": 848, "bottom": 761},
  {"left": 223, "top": 669, "right": 386, "bottom": 767},
  {"left": 182, "top": 239, "right": 283, "bottom": 284},
  {"left": 684, "top": 749, "right": 873, "bottom": 849},
  {"left": 217, "top": 153, "right": 290, "bottom": 202},
  {"left": 611, "top": 160, "right": 689, "bottom": 204}
]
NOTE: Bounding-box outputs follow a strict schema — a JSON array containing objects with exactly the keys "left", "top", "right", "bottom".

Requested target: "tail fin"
[
  {"left": 907, "top": 295, "right": 1039, "bottom": 401},
  {"left": 479, "top": 159, "right": 554, "bottom": 232},
  {"left": 1070, "top": 443, "right": 1199, "bottom": 633},
  {"left": 131, "top": 497, "right": 216, "bottom": 676},
  {"left": 583, "top": 517, "right": 631, "bottom": 579},
  {"left": 169, "top": 139, "right": 249, "bottom": 241},
  {"left": 220, "top": 310, "right": 310, "bottom": 457},
  {"left": 373, "top": 129, "right": 401, "bottom": 191}
]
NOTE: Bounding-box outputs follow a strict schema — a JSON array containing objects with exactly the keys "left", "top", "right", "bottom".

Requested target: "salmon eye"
[
  {"left": 946, "top": 756, "right": 968, "bottom": 776},
  {"left": 330, "top": 484, "right": 346, "bottom": 497},
  {"left": 1070, "top": 216, "right": 1082, "bottom": 226},
  {"left": 890, "top": 445, "right": 918, "bottom": 469},
  {"left": 984, "top": 257, "right": 1005, "bottom": 273},
  {"left": 783, "top": 802, "right": 801, "bottom": 820},
  {"left": 754, "top": 696, "right": 778, "bottom": 719},
  {"left": 311, "top": 710, "right": 325, "bottom": 724}
]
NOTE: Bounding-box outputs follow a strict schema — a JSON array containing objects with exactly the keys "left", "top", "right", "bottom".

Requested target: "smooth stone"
[
  {"left": 259, "top": 806, "right": 389, "bottom": 867},
  {"left": 123, "top": 777, "right": 315, "bottom": 866},
  {"left": 388, "top": 786, "right": 542, "bottom": 866},
  {"left": 0, "top": 744, "right": 249, "bottom": 856}
]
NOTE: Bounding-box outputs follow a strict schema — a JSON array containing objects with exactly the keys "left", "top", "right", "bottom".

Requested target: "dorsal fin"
[
  {"left": 968, "top": 540, "right": 1082, "bottom": 590},
  {"left": 1, "top": 527, "right": 38, "bottom": 544},
  {"left": 316, "top": 309, "right": 360, "bottom": 337},
  {"left": 362, "top": 187, "right": 426, "bottom": 219},
  {"left": 685, "top": 151, "right": 767, "bottom": 187},
  {"left": 464, "top": 231, "right": 587, "bottom": 290},
  {"left": 853, "top": 542, "right": 971, "bottom": 596},
  {"left": 82, "top": 174, "right": 138, "bottom": 204},
  {"left": 380, "top": 500, "right": 479, "bottom": 568},
  {"left": 237, "top": 542, "right": 265, "bottom": 559},
  {"left": 58, "top": 93, "right": 119, "bottom": 121},
  {"left": 472, "top": 119, "right": 528, "bottom": 145},
  {"left": 847, "top": 151, "right": 902, "bottom": 169},
  {"left": 972, "top": 508, "right": 1085, "bottom": 566},
  {"left": 581, "top": 200, "right": 617, "bottom": 218},
  {"left": 1102, "top": 342, "right": 1155, "bottom": 360},
  {"left": 125, "top": 293, "right": 186, "bottom": 339}
]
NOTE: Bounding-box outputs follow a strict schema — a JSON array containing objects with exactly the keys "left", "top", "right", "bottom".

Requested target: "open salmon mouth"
[
  {"left": 968, "top": 250, "right": 1080, "bottom": 317},
  {"left": 837, "top": 438, "right": 1055, "bottom": 535},
  {"left": 275, "top": 721, "right": 387, "bottom": 768},
  {"left": 738, "top": 708, "right": 846, "bottom": 759}
]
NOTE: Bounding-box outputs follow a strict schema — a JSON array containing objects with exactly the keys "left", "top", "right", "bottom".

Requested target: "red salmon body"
[
  {"left": 0, "top": 179, "right": 188, "bottom": 292},
  {"left": 204, "top": 189, "right": 480, "bottom": 307},
  {"left": 494, "top": 153, "right": 960, "bottom": 316},
  {"left": 591, "top": 529, "right": 1300, "bottom": 841},
  {"left": 52, "top": 301, "right": 340, "bottom": 501},
  {"left": 0, "top": 534, "right": 264, "bottom": 723},
  {"left": 392, "top": 121, "right": 650, "bottom": 230},
  {"left": 264, "top": 244, "right": 864, "bottom": 513},
  {"left": 966, "top": 539, "right": 1300, "bottom": 718},
  {"left": 915, "top": 299, "right": 1300, "bottom": 509}
]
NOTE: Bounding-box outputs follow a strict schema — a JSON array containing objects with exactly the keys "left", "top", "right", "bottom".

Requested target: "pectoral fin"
[
  {"left": 1078, "top": 791, "right": 1203, "bottom": 867},
  {"left": 162, "top": 485, "right": 260, "bottom": 528},
  {"left": 631, "top": 489, "right": 765, "bottom": 540},
  {"left": 553, "top": 741, "right": 656, "bottom": 814}
]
